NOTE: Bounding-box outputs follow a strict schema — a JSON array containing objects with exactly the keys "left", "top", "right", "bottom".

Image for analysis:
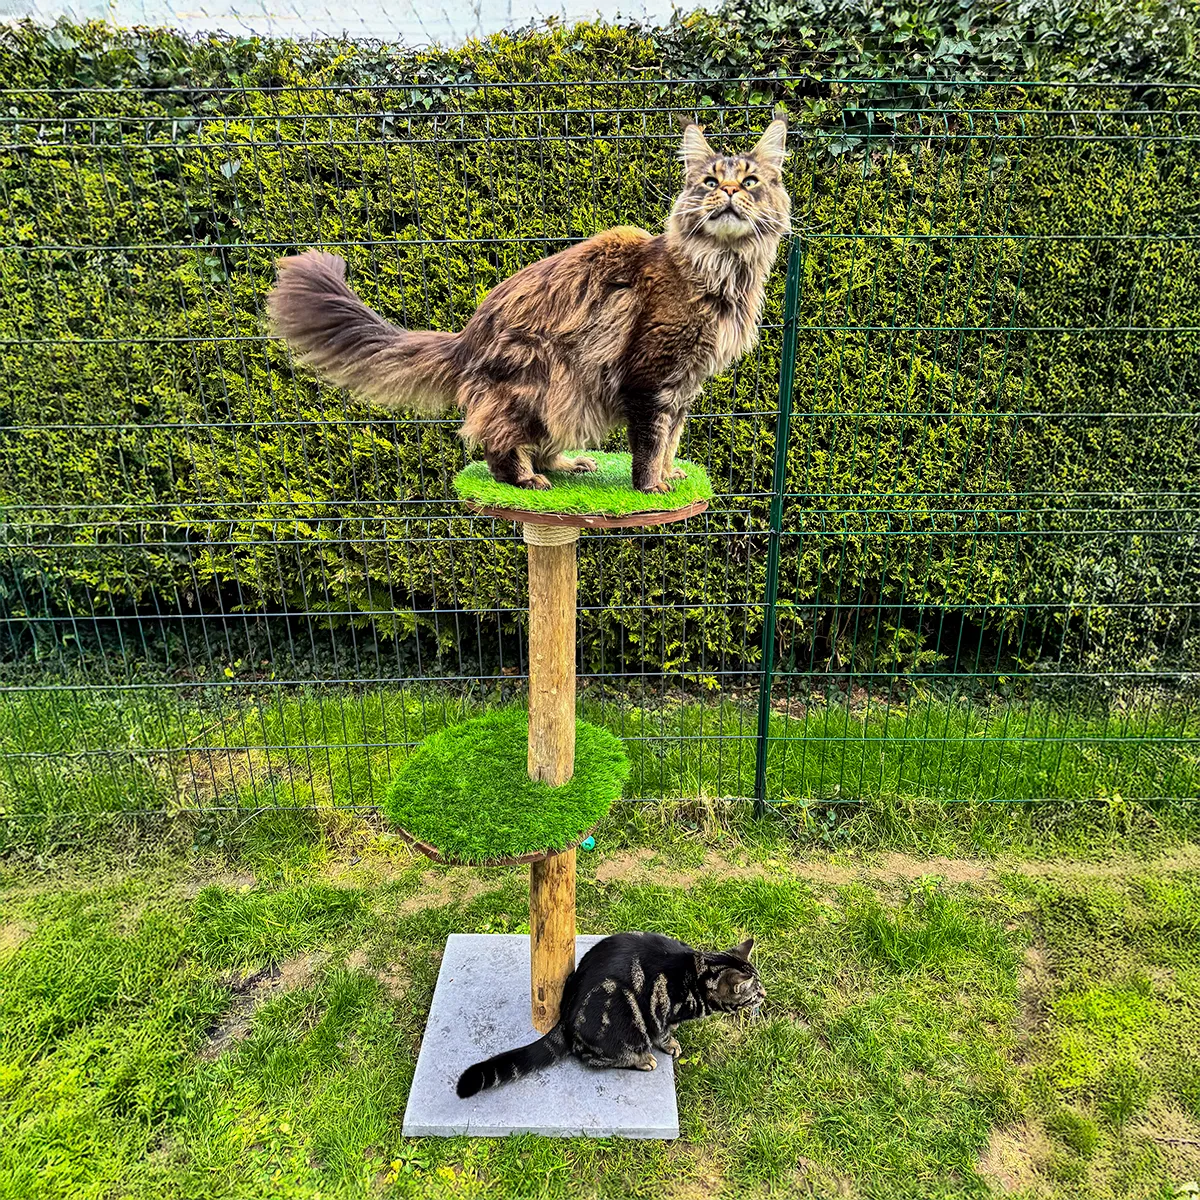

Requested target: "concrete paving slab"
[{"left": 403, "top": 934, "right": 679, "bottom": 1138}]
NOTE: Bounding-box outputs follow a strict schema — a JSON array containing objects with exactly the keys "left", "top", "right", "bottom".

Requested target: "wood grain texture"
[
  {"left": 389, "top": 823, "right": 598, "bottom": 867},
  {"left": 527, "top": 540, "right": 577, "bottom": 786},
  {"left": 529, "top": 848, "right": 577, "bottom": 1032},
  {"left": 470, "top": 498, "right": 708, "bottom": 529}
]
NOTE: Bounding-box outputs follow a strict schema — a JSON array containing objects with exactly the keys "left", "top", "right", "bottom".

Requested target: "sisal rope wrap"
[{"left": 522, "top": 522, "right": 581, "bottom": 547}]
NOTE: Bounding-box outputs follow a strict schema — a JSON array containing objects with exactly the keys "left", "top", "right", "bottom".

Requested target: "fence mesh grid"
[{"left": 1, "top": 79, "right": 1198, "bottom": 838}]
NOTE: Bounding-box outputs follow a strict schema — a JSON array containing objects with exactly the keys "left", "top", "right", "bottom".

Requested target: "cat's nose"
[{"left": 719, "top": 182, "right": 739, "bottom": 196}]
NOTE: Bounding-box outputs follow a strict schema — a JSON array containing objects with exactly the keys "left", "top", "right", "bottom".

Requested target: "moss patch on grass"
[
  {"left": 452, "top": 451, "right": 713, "bottom": 516},
  {"left": 381, "top": 709, "right": 629, "bottom": 864}
]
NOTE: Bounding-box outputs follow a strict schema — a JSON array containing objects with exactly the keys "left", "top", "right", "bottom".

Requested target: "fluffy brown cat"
[{"left": 267, "top": 117, "right": 791, "bottom": 493}]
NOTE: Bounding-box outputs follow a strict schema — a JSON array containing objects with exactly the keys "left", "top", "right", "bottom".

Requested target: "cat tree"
[{"left": 389, "top": 451, "right": 711, "bottom": 1138}]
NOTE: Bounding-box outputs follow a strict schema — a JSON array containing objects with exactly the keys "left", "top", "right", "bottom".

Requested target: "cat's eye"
[
  {"left": 743, "top": 175, "right": 760, "bottom": 189},
  {"left": 702, "top": 176, "right": 719, "bottom": 189}
]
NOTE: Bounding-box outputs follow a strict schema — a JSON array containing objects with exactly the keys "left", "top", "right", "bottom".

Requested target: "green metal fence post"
[{"left": 753, "top": 238, "right": 803, "bottom": 815}]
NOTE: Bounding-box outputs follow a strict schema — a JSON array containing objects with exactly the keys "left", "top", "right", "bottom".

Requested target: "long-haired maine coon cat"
[
  {"left": 268, "top": 117, "right": 791, "bottom": 493},
  {"left": 456, "top": 932, "right": 764, "bottom": 1096}
]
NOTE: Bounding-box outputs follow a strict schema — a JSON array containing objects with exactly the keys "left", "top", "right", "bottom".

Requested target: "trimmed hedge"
[{"left": 1, "top": 16, "right": 1198, "bottom": 681}]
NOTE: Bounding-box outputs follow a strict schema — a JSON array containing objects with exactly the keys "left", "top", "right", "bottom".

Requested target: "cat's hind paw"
[
  {"left": 568, "top": 456, "right": 599, "bottom": 473},
  {"left": 659, "top": 1036, "right": 682, "bottom": 1058},
  {"left": 519, "top": 473, "right": 552, "bottom": 491}
]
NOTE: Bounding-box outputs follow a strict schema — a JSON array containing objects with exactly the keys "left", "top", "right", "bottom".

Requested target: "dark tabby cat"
[
  {"left": 267, "top": 117, "right": 791, "bottom": 493},
  {"left": 456, "top": 932, "right": 763, "bottom": 1097}
]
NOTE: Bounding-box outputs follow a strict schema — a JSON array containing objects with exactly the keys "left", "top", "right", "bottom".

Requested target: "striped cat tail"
[
  {"left": 456, "top": 1025, "right": 569, "bottom": 1098},
  {"left": 268, "top": 250, "right": 461, "bottom": 412}
]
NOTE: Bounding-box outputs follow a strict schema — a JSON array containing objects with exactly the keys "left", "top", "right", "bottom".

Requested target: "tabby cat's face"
[
  {"left": 672, "top": 119, "right": 791, "bottom": 246},
  {"left": 704, "top": 938, "right": 767, "bottom": 1014}
]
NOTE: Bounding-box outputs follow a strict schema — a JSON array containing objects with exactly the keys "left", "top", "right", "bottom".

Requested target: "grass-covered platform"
[
  {"left": 453, "top": 451, "right": 713, "bottom": 517},
  {"left": 381, "top": 709, "right": 629, "bottom": 865}
]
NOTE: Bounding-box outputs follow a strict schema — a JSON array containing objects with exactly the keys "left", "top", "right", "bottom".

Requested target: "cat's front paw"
[
  {"left": 660, "top": 1036, "right": 682, "bottom": 1058},
  {"left": 520, "top": 473, "right": 552, "bottom": 491},
  {"left": 570, "top": 456, "right": 599, "bottom": 473},
  {"left": 639, "top": 480, "right": 672, "bottom": 495},
  {"left": 635, "top": 1053, "right": 658, "bottom": 1071},
  {"left": 663, "top": 466, "right": 687, "bottom": 481}
]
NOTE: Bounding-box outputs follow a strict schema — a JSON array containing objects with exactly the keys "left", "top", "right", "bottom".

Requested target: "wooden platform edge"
[
  {"left": 392, "top": 823, "right": 600, "bottom": 868},
  {"left": 468, "top": 498, "right": 709, "bottom": 529}
]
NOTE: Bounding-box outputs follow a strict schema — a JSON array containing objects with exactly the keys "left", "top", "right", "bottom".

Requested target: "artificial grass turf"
[
  {"left": 452, "top": 450, "right": 713, "bottom": 516},
  {"left": 381, "top": 709, "right": 629, "bottom": 863}
]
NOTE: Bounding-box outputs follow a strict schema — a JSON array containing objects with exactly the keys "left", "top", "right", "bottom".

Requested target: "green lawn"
[
  {"left": 1, "top": 821, "right": 1199, "bottom": 1199},
  {"left": 1, "top": 686, "right": 1196, "bottom": 849},
  {"left": 2, "top": 685, "right": 1199, "bottom": 1196}
]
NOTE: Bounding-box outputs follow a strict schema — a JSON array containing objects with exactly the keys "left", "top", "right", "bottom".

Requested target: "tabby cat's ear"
[
  {"left": 751, "top": 118, "right": 788, "bottom": 170},
  {"left": 680, "top": 122, "right": 715, "bottom": 171},
  {"left": 731, "top": 937, "right": 754, "bottom": 961}
]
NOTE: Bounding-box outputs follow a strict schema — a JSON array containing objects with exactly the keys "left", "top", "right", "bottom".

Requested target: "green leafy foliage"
[{"left": 0, "top": 17, "right": 1197, "bottom": 681}]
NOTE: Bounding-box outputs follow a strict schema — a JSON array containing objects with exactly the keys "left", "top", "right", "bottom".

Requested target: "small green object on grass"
[
  {"left": 382, "top": 709, "right": 629, "bottom": 864},
  {"left": 453, "top": 451, "right": 713, "bottom": 516}
]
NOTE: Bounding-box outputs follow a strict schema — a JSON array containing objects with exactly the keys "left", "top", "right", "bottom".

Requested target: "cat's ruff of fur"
[
  {"left": 267, "top": 119, "right": 791, "bottom": 494},
  {"left": 455, "top": 932, "right": 763, "bottom": 1098}
]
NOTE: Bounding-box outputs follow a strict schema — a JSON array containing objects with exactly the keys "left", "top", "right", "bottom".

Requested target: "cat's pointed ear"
[
  {"left": 730, "top": 937, "right": 754, "bottom": 962},
  {"left": 751, "top": 116, "right": 788, "bottom": 170},
  {"left": 679, "top": 121, "right": 715, "bottom": 171}
]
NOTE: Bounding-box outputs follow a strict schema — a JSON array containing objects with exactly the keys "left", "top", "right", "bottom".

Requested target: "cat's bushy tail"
[
  {"left": 456, "top": 1025, "right": 569, "bottom": 1098},
  {"left": 267, "top": 250, "right": 461, "bottom": 411}
]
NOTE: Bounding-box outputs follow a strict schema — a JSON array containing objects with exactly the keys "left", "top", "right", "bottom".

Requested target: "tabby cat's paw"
[
  {"left": 520, "top": 473, "right": 552, "bottom": 490},
  {"left": 635, "top": 1053, "right": 658, "bottom": 1071},
  {"left": 640, "top": 480, "right": 672, "bottom": 495},
  {"left": 660, "top": 1036, "right": 682, "bottom": 1058},
  {"left": 570, "top": 456, "right": 599, "bottom": 473},
  {"left": 663, "top": 466, "right": 687, "bottom": 481}
]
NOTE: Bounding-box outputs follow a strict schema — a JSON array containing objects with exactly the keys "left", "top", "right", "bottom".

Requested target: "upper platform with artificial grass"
[
  {"left": 382, "top": 709, "right": 629, "bottom": 865},
  {"left": 453, "top": 451, "right": 713, "bottom": 519}
]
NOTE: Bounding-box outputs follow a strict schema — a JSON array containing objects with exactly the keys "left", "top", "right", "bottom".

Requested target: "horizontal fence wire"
[{"left": 1, "top": 77, "right": 1199, "bottom": 839}]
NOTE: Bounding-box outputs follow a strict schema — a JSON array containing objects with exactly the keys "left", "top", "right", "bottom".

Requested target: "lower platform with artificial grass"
[
  {"left": 381, "top": 709, "right": 629, "bottom": 864},
  {"left": 453, "top": 451, "right": 713, "bottom": 516}
]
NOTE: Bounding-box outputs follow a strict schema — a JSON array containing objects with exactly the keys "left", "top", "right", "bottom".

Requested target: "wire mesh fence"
[{"left": 1, "top": 78, "right": 1198, "bottom": 841}]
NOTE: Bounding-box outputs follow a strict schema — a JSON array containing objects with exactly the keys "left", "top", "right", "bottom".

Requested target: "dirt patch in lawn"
[
  {"left": 593, "top": 847, "right": 658, "bottom": 883},
  {"left": 591, "top": 847, "right": 992, "bottom": 890},
  {"left": 346, "top": 947, "right": 410, "bottom": 999},
  {"left": 877, "top": 852, "right": 991, "bottom": 884},
  {"left": 593, "top": 847, "right": 775, "bottom": 889},
  {"left": 184, "top": 869, "right": 256, "bottom": 899},
  {"left": 661, "top": 1148, "right": 727, "bottom": 1198},
  {"left": 1017, "top": 944, "right": 1053, "bottom": 1042},
  {"left": 198, "top": 953, "right": 325, "bottom": 1061},
  {"left": 1134, "top": 1101, "right": 1200, "bottom": 1175},
  {"left": 0, "top": 920, "right": 34, "bottom": 957},
  {"left": 1015, "top": 843, "right": 1200, "bottom": 881},
  {"left": 394, "top": 870, "right": 495, "bottom": 915},
  {"left": 976, "top": 1119, "right": 1053, "bottom": 1195}
]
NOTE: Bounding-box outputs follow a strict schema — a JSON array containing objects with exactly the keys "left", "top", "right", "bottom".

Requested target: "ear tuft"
[
  {"left": 680, "top": 122, "right": 715, "bottom": 169},
  {"left": 731, "top": 937, "right": 754, "bottom": 961},
  {"left": 751, "top": 118, "right": 788, "bottom": 170}
]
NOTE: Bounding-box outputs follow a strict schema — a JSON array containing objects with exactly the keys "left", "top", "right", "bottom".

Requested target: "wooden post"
[
  {"left": 529, "top": 848, "right": 576, "bottom": 1032},
  {"left": 525, "top": 528, "right": 578, "bottom": 785},
  {"left": 523, "top": 521, "right": 580, "bottom": 1031}
]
